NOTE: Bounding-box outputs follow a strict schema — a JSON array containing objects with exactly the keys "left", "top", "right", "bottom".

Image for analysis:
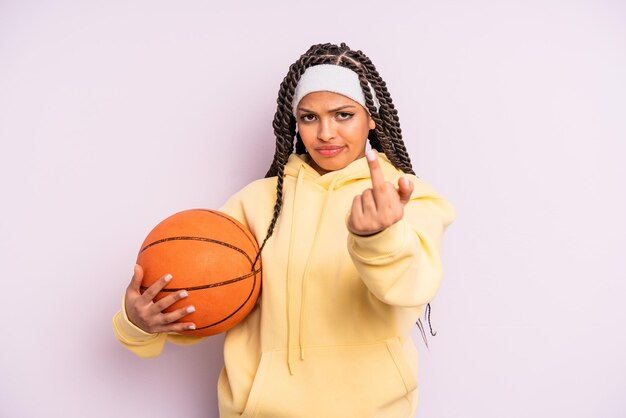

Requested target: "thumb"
[
  {"left": 397, "top": 177, "right": 414, "bottom": 205},
  {"left": 128, "top": 264, "right": 144, "bottom": 293}
]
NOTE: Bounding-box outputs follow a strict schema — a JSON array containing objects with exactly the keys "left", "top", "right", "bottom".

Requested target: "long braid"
[
  {"left": 337, "top": 58, "right": 397, "bottom": 160},
  {"left": 255, "top": 43, "right": 437, "bottom": 343},
  {"left": 345, "top": 48, "right": 415, "bottom": 176},
  {"left": 254, "top": 44, "right": 340, "bottom": 266}
]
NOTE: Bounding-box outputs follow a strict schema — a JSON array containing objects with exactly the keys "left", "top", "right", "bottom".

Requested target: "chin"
[{"left": 319, "top": 160, "right": 349, "bottom": 173}]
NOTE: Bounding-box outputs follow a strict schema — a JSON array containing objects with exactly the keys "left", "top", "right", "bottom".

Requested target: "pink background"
[{"left": 1, "top": 1, "right": 625, "bottom": 417}]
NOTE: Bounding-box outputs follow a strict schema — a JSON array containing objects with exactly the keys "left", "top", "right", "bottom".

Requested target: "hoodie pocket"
[
  {"left": 238, "top": 338, "right": 417, "bottom": 418},
  {"left": 385, "top": 337, "right": 418, "bottom": 394},
  {"left": 240, "top": 350, "right": 274, "bottom": 418}
]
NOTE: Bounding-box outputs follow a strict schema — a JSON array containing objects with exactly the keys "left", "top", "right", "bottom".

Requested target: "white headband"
[{"left": 292, "top": 64, "right": 380, "bottom": 116}]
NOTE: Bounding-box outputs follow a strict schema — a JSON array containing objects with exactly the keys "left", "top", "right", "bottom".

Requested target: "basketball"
[{"left": 136, "top": 209, "right": 262, "bottom": 337}]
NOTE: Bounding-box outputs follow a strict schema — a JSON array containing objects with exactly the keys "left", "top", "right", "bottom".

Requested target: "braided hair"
[{"left": 253, "top": 42, "right": 437, "bottom": 346}]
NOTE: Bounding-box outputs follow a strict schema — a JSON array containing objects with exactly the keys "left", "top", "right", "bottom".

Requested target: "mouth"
[{"left": 315, "top": 145, "right": 345, "bottom": 157}]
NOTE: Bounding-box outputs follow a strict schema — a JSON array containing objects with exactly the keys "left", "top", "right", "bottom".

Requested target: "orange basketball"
[{"left": 136, "top": 209, "right": 262, "bottom": 337}]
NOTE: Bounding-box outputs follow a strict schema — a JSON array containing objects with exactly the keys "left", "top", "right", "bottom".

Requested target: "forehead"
[{"left": 297, "top": 91, "right": 361, "bottom": 110}]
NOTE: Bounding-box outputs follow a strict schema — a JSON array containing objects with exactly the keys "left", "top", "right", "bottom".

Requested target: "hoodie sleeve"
[
  {"left": 346, "top": 177, "right": 456, "bottom": 307},
  {"left": 112, "top": 297, "right": 206, "bottom": 358}
]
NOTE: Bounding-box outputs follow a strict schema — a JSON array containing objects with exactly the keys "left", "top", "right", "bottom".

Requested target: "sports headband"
[{"left": 292, "top": 64, "right": 380, "bottom": 116}]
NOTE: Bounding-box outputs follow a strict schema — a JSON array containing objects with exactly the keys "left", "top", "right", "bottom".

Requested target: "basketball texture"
[{"left": 136, "top": 209, "right": 262, "bottom": 337}]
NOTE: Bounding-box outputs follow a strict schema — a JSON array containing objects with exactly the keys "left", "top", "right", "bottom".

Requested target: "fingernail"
[
  {"left": 186, "top": 306, "right": 196, "bottom": 314},
  {"left": 366, "top": 150, "right": 376, "bottom": 161},
  {"left": 164, "top": 274, "right": 173, "bottom": 282},
  {"left": 187, "top": 324, "right": 196, "bottom": 330},
  {"left": 179, "top": 290, "right": 188, "bottom": 298},
  {"left": 401, "top": 177, "right": 409, "bottom": 187}
]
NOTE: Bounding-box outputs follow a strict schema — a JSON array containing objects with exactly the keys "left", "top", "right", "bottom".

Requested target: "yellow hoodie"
[{"left": 112, "top": 151, "right": 456, "bottom": 418}]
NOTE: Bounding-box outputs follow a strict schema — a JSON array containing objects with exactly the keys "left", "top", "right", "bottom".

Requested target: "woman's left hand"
[{"left": 347, "top": 150, "right": 414, "bottom": 237}]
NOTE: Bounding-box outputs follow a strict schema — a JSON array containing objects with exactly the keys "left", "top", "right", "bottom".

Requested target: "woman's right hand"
[{"left": 124, "top": 264, "right": 196, "bottom": 334}]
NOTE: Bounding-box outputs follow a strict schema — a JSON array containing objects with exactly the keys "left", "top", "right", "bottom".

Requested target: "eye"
[
  {"left": 300, "top": 114, "right": 317, "bottom": 122},
  {"left": 336, "top": 112, "right": 354, "bottom": 120}
]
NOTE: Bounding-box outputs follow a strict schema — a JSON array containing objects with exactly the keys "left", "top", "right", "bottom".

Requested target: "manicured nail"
[
  {"left": 187, "top": 324, "right": 196, "bottom": 330},
  {"left": 401, "top": 177, "right": 409, "bottom": 188},
  {"left": 366, "top": 150, "right": 376, "bottom": 161},
  {"left": 179, "top": 290, "right": 189, "bottom": 298},
  {"left": 164, "top": 274, "right": 173, "bottom": 282},
  {"left": 186, "top": 306, "right": 196, "bottom": 314}
]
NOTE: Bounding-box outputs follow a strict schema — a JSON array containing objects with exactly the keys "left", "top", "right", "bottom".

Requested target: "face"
[{"left": 296, "top": 91, "right": 376, "bottom": 175}]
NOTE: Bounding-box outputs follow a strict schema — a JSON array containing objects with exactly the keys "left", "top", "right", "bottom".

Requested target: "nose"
[{"left": 317, "top": 117, "right": 335, "bottom": 142}]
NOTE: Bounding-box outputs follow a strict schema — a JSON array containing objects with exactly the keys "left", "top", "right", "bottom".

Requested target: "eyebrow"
[{"left": 297, "top": 105, "right": 357, "bottom": 113}]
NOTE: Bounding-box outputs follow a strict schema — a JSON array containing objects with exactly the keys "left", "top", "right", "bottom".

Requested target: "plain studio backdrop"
[{"left": 1, "top": 1, "right": 624, "bottom": 417}]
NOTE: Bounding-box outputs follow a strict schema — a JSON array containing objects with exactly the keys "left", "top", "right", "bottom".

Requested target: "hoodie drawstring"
[
  {"left": 286, "top": 167, "right": 338, "bottom": 374},
  {"left": 286, "top": 167, "right": 305, "bottom": 375},
  {"left": 298, "top": 176, "right": 338, "bottom": 362}
]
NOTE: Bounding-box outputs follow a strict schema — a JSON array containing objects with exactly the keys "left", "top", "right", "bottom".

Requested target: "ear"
[{"left": 368, "top": 116, "right": 376, "bottom": 130}]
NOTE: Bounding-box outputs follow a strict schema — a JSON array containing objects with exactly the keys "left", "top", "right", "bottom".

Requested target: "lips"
[{"left": 315, "top": 146, "right": 345, "bottom": 157}]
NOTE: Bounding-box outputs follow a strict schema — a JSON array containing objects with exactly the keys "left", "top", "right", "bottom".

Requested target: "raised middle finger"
[{"left": 366, "top": 150, "right": 385, "bottom": 188}]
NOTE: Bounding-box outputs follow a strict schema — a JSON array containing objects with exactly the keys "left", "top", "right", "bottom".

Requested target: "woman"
[{"left": 113, "top": 42, "right": 456, "bottom": 418}]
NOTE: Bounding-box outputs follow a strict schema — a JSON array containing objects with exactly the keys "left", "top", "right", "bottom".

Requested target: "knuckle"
[
  {"left": 151, "top": 300, "right": 165, "bottom": 313},
  {"left": 160, "top": 295, "right": 176, "bottom": 310},
  {"left": 154, "top": 314, "right": 168, "bottom": 326},
  {"left": 138, "top": 311, "right": 150, "bottom": 324},
  {"left": 164, "top": 308, "right": 186, "bottom": 323},
  {"left": 158, "top": 311, "right": 171, "bottom": 323},
  {"left": 139, "top": 311, "right": 154, "bottom": 324}
]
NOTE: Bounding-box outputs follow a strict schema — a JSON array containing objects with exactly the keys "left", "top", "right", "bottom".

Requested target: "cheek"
[
  {"left": 339, "top": 122, "right": 369, "bottom": 145},
  {"left": 298, "top": 125, "right": 316, "bottom": 146}
]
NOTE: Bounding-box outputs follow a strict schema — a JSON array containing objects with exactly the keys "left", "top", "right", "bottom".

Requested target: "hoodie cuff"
[
  {"left": 114, "top": 296, "right": 159, "bottom": 342},
  {"left": 348, "top": 219, "right": 410, "bottom": 260}
]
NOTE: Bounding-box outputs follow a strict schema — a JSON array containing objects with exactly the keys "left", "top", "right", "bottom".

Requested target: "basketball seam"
[
  {"left": 139, "top": 267, "right": 261, "bottom": 292},
  {"left": 139, "top": 236, "right": 253, "bottom": 265},
  {"left": 202, "top": 209, "right": 259, "bottom": 251},
  {"left": 192, "top": 265, "right": 260, "bottom": 330}
]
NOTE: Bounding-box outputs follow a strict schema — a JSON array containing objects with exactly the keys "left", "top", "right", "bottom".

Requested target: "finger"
[
  {"left": 156, "top": 321, "right": 197, "bottom": 333},
  {"left": 161, "top": 305, "right": 196, "bottom": 325},
  {"left": 351, "top": 194, "right": 364, "bottom": 218},
  {"left": 361, "top": 189, "right": 377, "bottom": 214},
  {"left": 141, "top": 273, "right": 173, "bottom": 301},
  {"left": 152, "top": 289, "right": 189, "bottom": 313},
  {"left": 365, "top": 150, "right": 387, "bottom": 195},
  {"left": 397, "top": 177, "right": 414, "bottom": 205},
  {"left": 128, "top": 264, "right": 143, "bottom": 293}
]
